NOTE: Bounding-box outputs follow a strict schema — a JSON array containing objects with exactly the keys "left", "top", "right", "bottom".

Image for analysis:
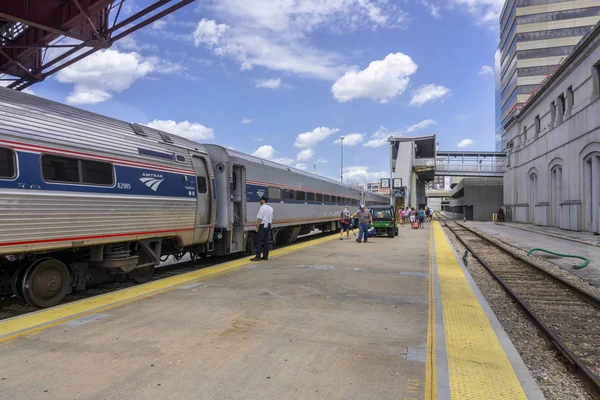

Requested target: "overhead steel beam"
[
  {"left": 71, "top": 0, "right": 111, "bottom": 48},
  {"left": 0, "top": 48, "right": 41, "bottom": 80},
  {"left": 0, "top": 12, "right": 86, "bottom": 42},
  {"left": 107, "top": 0, "right": 172, "bottom": 33},
  {"left": 111, "top": 0, "right": 195, "bottom": 42}
]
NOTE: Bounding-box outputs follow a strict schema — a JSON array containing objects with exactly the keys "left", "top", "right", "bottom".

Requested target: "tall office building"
[{"left": 496, "top": 0, "right": 600, "bottom": 150}]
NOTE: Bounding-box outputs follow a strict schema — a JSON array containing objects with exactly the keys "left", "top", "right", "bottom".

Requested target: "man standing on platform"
[
  {"left": 250, "top": 195, "right": 273, "bottom": 261},
  {"left": 352, "top": 204, "right": 373, "bottom": 243}
]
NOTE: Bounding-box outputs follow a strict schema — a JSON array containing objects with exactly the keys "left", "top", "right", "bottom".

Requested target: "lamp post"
[{"left": 339, "top": 136, "right": 345, "bottom": 183}]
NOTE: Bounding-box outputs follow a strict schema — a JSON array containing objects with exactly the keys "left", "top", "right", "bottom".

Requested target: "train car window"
[
  {"left": 316, "top": 193, "right": 323, "bottom": 202},
  {"left": 232, "top": 172, "right": 237, "bottom": 192},
  {"left": 296, "top": 191, "right": 306, "bottom": 201},
  {"left": 42, "top": 155, "right": 80, "bottom": 183},
  {"left": 307, "top": 192, "right": 315, "bottom": 202},
  {"left": 284, "top": 189, "right": 295, "bottom": 200},
  {"left": 197, "top": 176, "right": 208, "bottom": 194},
  {"left": 324, "top": 194, "right": 330, "bottom": 203},
  {"left": 0, "top": 147, "right": 16, "bottom": 179},
  {"left": 81, "top": 159, "right": 114, "bottom": 185},
  {"left": 268, "top": 187, "right": 281, "bottom": 200}
]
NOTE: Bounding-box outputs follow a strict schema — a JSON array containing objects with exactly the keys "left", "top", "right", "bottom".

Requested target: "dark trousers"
[{"left": 257, "top": 224, "right": 271, "bottom": 259}]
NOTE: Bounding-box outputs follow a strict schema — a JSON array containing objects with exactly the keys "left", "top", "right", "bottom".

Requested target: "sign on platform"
[
  {"left": 380, "top": 178, "right": 390, "bottom": 188},
  {"left": 392, "top": 178, "right": 403, "bottom": 189}
]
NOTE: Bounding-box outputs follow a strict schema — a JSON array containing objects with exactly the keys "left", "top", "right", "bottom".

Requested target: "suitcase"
[{"left": 413, "top": 222, "right": 419, "bottom": 229}]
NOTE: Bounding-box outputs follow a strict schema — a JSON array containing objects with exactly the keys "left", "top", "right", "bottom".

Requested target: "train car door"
[
  {"left": 192, "top": 155, "right": 212, "bottom": 243},
  {"left": 231, "top": 165, "right": 246, "bottom": 252}
]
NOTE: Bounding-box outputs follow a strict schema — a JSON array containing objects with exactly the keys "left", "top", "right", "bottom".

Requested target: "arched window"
[
  {"left": 528, "top": 169, "right": 538, "bottom": 224},
  {"left": 583, "top": 151, "right": 600, "bottom": 233},
  {"left": 549, "top": 159, "right": 563, "bottom": 228}
]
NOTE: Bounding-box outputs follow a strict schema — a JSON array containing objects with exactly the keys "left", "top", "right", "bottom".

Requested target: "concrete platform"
[
  {"left": 469, "top": 221, "right": 600, "bottom": 288},
  {"left": 0, "top": 224, "right": 543, "bottom": 400}
]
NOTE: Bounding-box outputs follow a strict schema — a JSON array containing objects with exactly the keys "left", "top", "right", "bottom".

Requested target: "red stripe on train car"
[{"left": 0, "top": 227, "right": 196, "bottom": 247}]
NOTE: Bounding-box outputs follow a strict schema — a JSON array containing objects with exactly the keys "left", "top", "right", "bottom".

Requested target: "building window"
[
  {"left": 296, "top": 191, "right": 306, "bottom": 201},
  {"left": 534, "top": 115, "right": 540, "bottom": 139},
  {"left": 556, "top": 93, "right": 565, "bottom": 125},
  {"left": 566, "top": 86, "right": 574, "bottom": 117},
  {"left": 0, "top": 147, "right": 16, "bottom": 179},
  {"left": 549, "top": 101, "right": 556, "bottom": 129},
  {"left": 268, "top": 187, "right": 281, "bottom": 200},
  {"left": 522, "top": 126, "right": 527, "bottom": 144},
  {"left": 593, "top": 61, "right": 600, "bottom": 97}
]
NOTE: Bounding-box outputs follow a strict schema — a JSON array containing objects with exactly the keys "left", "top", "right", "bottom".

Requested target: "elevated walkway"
[
  {"left": 435, "top": 151, "right": 506, "bottom": 177},
  {"left": 0, "top": 223, "right": 542, "bottom": 399}
]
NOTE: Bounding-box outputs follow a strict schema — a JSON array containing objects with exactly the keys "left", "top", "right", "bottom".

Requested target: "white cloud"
[
  {"left": 56, "top": 49, "right": 178, "bottom": 104},
  {"left": 191, "top": 2, "right": 407, "bottom": 80},
  {"left": 193, "top": 18, "right": 230, "bottom": 47},
  {"left": 316, "top": 157, "right": 328, "bottom": 164},
  {"left": 252, "top": 144, "right": 294, "bottom": 165},
  {"left": 421, "top": 0, "right": 441, "bottom": 18},
  {"left": 295, "top": 163, "right": 307, "bottom": 170},
  {"left": 331, "top": 53, "right": 417, "bottom": 103},
  {"left": 364, "top": 126, "right": 399, "bottom": 148},
  {"left": 457, "top": 139, "right": 474, "bottom": 148},
  {"left": 256, "top": 78, "right": 281, "bottom": 89},
  {"left": 241, "top": 117, "right": 252, "bottom": 124},
  {"left": 334, "top": 133, "right": 365, "bottom": 147},
  {"left": 252, "top": 145, "right": 276, "bottom": 159},
  {"left": 295, "top": 127, "right": 339, "bottom": 148},
  {"left": 406, "top": 119, "right": 437, "bottom": 133},
  {"left": 451, "top": 0, "right": 505, "bottom": 26},
  {"left": 152, "top": 20, "right": 167, "bottom": 30},
  {"left": 21, "top": 88, "right": 35, "bottom": 95},
  {"left": 253, "top": 136, "right": 264, "bottom": 142},
  {"left": 343, "top": 166, "right": 388, "bottom": 183},
  {"left": 410, "top": 84, "right": 451, "bottom": 107},
  {"left": 146, "top": 120, "right": 214, "bottom": 141},
  {"left": 297, "top": 148, "right": 315, "bottom": 162},
  {"left": 479, "top": 65, "right": 493, "bottom": 76}
]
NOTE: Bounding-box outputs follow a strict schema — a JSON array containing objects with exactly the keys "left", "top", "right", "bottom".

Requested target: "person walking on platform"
[
  {"left": 409, "top": 207, "right": 416, "bottom": 225},
  {"left": 352, "top": 205, "right": 372, "bottom": 243},
  {"left": 340, "top": 206, "right": 351, "bottom": 240},
  {"left": 250, "top": 195, "right": 273, "bottom": 261},
  {"left": 418, "top": 208, "right": 425, "bottom": 228}
]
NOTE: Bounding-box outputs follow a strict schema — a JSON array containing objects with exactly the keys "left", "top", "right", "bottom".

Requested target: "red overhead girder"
[{"left": 0, "top": 0, "right": 195, "bottom": 90}]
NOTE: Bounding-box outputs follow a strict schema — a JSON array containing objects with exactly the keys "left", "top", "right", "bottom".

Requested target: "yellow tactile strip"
[
  {"left": 0, "top": 233, "right": 339, "bottom": 343},
  {"left": 433, "top": 222, "right": 527, "bottom": 400}
]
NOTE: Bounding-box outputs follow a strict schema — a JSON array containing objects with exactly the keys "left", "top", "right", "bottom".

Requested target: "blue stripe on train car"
[{"left": 0, "top": 151, "right": 196, "bottom": 198}]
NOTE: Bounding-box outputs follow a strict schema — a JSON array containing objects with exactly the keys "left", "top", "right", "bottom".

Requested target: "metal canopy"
[{"left": 0, "top": 0, "right": 195, "bottom": 90}]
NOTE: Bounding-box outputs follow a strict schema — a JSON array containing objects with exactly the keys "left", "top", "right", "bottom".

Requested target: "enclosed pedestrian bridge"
[{"left": 433, "top": 151, "right": 506, "bottom": 177}]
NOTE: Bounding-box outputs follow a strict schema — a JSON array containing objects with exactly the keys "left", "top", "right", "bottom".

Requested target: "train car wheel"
[
  {"left": 245, "top": 234, "right": 257, "bottom": 256},
  {"left": 131, "top": 265, "right": 154, "bottom": 284},
  {"left": 22, "top": 258, "right": 70, "bottom": 308},
  {"left": 11, "top": 266, "right": 27, "bottom": 301}
]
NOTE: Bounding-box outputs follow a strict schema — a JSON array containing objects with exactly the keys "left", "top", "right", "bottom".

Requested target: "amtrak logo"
[
  {"left": 140, "top": 173, "right": 165, "bottom": 192},
  {"left": 256, "top": 189, "right": 265, "bottom": 198}
]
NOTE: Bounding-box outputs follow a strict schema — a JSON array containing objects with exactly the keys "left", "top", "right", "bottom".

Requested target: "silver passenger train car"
[{"left": 0, "top": 88, "right": 388, "bottom": 307}]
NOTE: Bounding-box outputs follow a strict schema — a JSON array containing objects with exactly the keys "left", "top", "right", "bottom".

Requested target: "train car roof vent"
[
  {"left": 130, "top": 123, "right": 147, "bottom": 137},
  {"left": 157, "top": 131, "right": 174, "bottom": 144}
]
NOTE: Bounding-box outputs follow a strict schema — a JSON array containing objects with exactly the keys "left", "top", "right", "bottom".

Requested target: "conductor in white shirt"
[{"left": 250, "top": 195, "right": 273, "bottom": 261}]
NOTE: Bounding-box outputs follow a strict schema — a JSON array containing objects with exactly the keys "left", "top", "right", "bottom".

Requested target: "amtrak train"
[{"left": 0, "top": 88, "right": 389, "bottom": 307}]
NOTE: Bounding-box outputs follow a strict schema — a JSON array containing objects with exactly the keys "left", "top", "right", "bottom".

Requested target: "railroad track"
[{"left": 436, "top": 213, "right": 600, "bottom": 399}]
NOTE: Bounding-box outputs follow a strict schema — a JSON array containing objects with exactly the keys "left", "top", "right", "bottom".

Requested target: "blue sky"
[{"left": 25, "top": 0, "right": 503, "bottom": 184}]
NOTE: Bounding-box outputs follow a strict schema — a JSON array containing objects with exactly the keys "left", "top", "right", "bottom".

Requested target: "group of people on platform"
[
  {"left": 249, "top": 194, "right": 435, "bottom": 261},
  {"left": 399, "top": 206, "right": 432, "bottom": 229}
]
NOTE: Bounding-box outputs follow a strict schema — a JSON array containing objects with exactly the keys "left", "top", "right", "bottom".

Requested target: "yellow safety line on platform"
[
  {"left": 0, "top": 234, "right": 339, "bottom": 343},
  {"left": 425, "top": 224, "right": 437, "bottom": 400},
  {"left": 433, "top": 222, "right": 527, "bottom": 400}
]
